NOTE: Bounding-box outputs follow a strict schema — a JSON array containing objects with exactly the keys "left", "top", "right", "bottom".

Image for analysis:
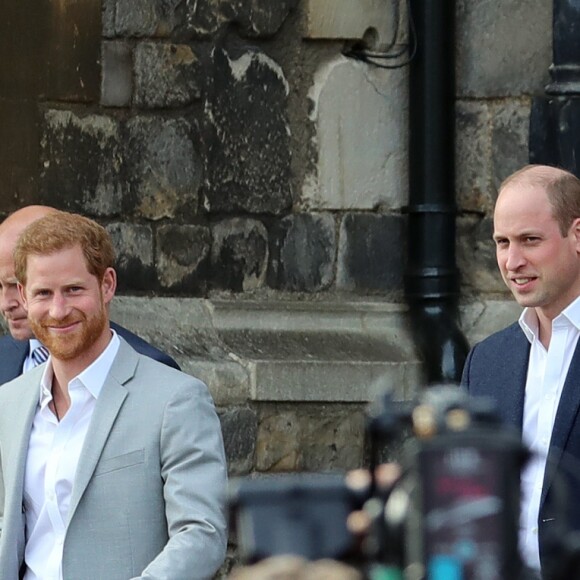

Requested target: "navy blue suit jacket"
[
  {"left": 462, "top": 322, "right": 580, "bottom": 575},
  {"left": 0, "top": 321, "right": 179, "bottom": 385}
]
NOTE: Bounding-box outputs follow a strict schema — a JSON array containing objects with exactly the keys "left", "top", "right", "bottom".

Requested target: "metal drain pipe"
[{"left": 404, "top": 0, "right": 469, "bottom": 384}]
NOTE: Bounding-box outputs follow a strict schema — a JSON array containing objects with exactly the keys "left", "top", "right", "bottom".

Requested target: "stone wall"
[{"left": 0, "top": 0, "right": 554, "bottom": 575}]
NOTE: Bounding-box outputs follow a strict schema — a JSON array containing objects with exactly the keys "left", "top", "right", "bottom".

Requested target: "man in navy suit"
[
  {"left": 0, "top": 206, "right": 179, "bottom": 384},
  {"left": 462, "top": 164, "right": 580, "bottom": 578}
]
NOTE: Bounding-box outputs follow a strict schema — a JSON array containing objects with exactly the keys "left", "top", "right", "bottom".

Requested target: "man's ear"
[
  {"left": 101, "top": 267, "right": 117, "bottom": 304},
  {"left": 573, "top": 218, "right": 580, "bottom": 249},
  {"left": 17, "top": 282, "right": 28, "bottom": 312}
]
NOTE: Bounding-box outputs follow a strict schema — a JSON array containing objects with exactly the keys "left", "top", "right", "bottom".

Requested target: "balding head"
[
  {"left": 0, "top": 205, "right": 60, "bottom": 248},
  {"left": 0, "top": 205, "right": 60, "bottom": 339},
  {"left": 497, "top": 165, "right": 580, "bottom": 236}
]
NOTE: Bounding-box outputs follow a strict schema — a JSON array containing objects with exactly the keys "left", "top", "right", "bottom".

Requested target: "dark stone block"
[
  {"left": 219, "top": 407, "right": 258, "bottom": 476},
  {"left": 135, "top": 42, "right": 202, "bottom": 109},
  {"left": 211, "top": 218, "right": 268, "bottom": 292},
  {"left": 39, "top": 110, "right": 123, "bottom": 217},
  {"left": 201, "top": 46, "right": 292, "bottom": 214},
  {"left": 124, "top": 116, "right": 201, "bottom": 220},
  {"left": 268, "top": 213, "right": 336, "bottom": 292},
  {"left": 107, "top": 222, "right": 156, "bottom": 292},
  {"left": 156, "top": 224, "right": 211, "bottom": 293},
  {"left": 186, "top": 0, "right": 298, "bottom": 38},
  {"left": 490, "top": 102, "right": 529, "bottom": 191},
  {"left": 337, "top": 214, "right": 405, "bottom": 293},
  {"left": 101, "top": 41, "right": 133, "bottom": 108}
]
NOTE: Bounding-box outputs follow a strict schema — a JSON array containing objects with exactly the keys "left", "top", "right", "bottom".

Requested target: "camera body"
[
  {"left": 229, "top": 385, "right": 530, "bottom": 579},
  {"left": 402, "top": 419, "right": 524, "bottom": 579}
]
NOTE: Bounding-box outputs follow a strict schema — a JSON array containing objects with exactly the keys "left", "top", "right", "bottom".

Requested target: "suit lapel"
[
  {"left": 67, "top": 340, "right": 138, "bottom": 522},
  {"left": 2, "top": 369, "right": 42, "bottom": 549}
]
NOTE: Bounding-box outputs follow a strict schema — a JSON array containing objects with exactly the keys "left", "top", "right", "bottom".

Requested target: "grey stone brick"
[
  {"left": 113, "top": 0, "right": 183, "bottom": 37},
  {"left": 457, "top": 215, "right": 507, "bottom": 295},
  {"left": 455, "top": 100, "right": 494, "bottom": 214},
  {"left": 101, "top": 41, "right": 133, "bottom": 108},
  {"left": 135, "top": 42, "right": 202, "bottom": 109},
  {"left": 337, "top": 214, "right": 405, "bottom": 294},
  {"left": 39, "top": 110, "right": 122, "bottom": 217},
  {"left": 219, "top": 407, "right": 258, "bottom": 476},
  {"left": 201, "top": 47, "right": 292, "bottom": 214},
  {"left": 211, "top": 218, "right": 268, "bottom": 292},
  {"left": 156, "top": 224, "right": 211, "bottom": 293},
  {"left": 107, "top": 222, "right": 155, "bottom": 292},
  {"left": 125, "top": 116, "right": 201, "bottom": 220},
  {"left": 256, "top": 404, "right": 366, "bottom": 472},
  {"left": 456, "top": 0, "right": 551, "bottom": 97},
  {"left": 491, "top": 99, "right": 531, "bottom": 192},
  {"left": 268, "top": 213, "right": 336, "bottom": 292},
  {"left": 102, "top": 0, "right": 116, "bottom": 38}
]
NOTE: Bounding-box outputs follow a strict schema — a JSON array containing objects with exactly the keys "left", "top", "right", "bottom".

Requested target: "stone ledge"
[{"left": 110, "top": 297, "right": 522, "bottom": 405}]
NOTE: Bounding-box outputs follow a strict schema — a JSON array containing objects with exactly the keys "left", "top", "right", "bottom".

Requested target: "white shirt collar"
[
  {"left": 39, "top": 329, "right": 121, "bottom": 405},
  {"left": 519, "top": 295, "right": 580, "bottom": 344},
  {"left": 28, "top": 337, "right": 45, "bottom": 355}
]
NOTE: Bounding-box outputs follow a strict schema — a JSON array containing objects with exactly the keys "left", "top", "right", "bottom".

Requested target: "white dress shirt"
[
  {"left": 23, "top": 331, "right": 120, "bottom": 580},
  {"left": 518, "top": 297, "right": 580, "bottom": 570}
]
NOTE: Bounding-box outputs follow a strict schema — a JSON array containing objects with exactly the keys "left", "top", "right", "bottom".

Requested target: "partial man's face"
[
  {"left": 493, "top": 182, "right": 580, "bottom": 320},
  {"left": 0, "top": 243, "right": 32, "bottom": 340},
  {"left": 19, "top": 245, "right": 115, "bottom": 362}
]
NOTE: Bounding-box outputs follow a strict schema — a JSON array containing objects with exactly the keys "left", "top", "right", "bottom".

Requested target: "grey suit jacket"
[{"left": 0, "top": 339, "right": 227, "bottom": 580}]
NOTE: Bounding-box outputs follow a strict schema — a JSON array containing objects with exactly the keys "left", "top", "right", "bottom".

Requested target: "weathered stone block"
[
  {"left": 256, "top": 404, "right": 366, "bottom": 472},
  {"left": 113, "top": 0, "right": 183, "bottom": 37},
  {"left": 211, "top": 218, "right": 268, "bottom": 292},
  {"left": 337, "top": 214, "right": 405, "bottom": 293},
  {"left": 456, "top": 0, "right": 551, "bottom": 97},
  {"left": 202, "top": 47, "right": 292, "bottom": 214},
  {"left": 101, "top": 41, "right": 133, "bottom": 108},
  {"left": 39, "top": 110, "right": 122, "bottom": 216},
  {"left": 303, "top": 56, "right": 407, "bottom": 210},
  {"left": 303, "top": 0, "right": 399, "bottom": 47},
  {"left": 125, "top": 116, "right": 201, "bottom": 220},
  {"left": 455, "top": 100, "right": 494, "bottom": 214},
  {"left": 186, "top": 0, "right": 298, "bottom": 38},
  {"left": 156, "top": 224, "right": 211, "bottom": 293},
  {"left": 219, "top": 407, "right": 258, "bottom": 476},
  {"left": 457, "top": 216, "right": 507, "bottom": 295},
  {"left": 135, "top": 42, "right": 202, "bottom": 109},
  {"left": 268, "top": 213, "right": 336, "bottom": 292},
  {"left": 107, "top": 222, "right": 155, "bottom": 292},
  {"left": 491, "top": 99, "right": 531, "bottom": 192}
]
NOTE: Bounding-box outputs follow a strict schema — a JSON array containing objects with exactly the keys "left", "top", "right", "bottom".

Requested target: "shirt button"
[{"left": 532, "top": 527, "right": 538, "bottom": 534}]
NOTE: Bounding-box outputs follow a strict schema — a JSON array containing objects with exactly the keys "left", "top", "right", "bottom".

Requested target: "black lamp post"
[{"left": 530, "top": 1, "right": 580, "bottom": 172}]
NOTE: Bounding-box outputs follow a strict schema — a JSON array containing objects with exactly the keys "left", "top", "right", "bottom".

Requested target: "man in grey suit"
[
  {"left": 0, "top": 211, "right": 227, "bottom": 579},
  {"left": 462, "top": 164, "right": 580, "bottom": 578},
  {"left": 0, "top": 206, "right": 180, "bottom": 384}
]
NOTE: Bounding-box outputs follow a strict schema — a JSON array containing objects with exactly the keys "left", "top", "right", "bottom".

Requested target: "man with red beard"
[
  {"left": 0, "top": 212, "right": 227, "bottom": 580},
  {"left": 0, "top": 205, "right": 180, "bottom": 385}
]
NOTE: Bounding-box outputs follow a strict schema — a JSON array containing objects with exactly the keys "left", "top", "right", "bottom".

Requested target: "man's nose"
[
  {"left": 0, "top": 286, "right": 20, "bottom": 313},
  {"left": 505, "top": 245, "right": 526, "bottom": 271},
  {"left": 49, "top": 293, "right": 69, "bottom": 319}
]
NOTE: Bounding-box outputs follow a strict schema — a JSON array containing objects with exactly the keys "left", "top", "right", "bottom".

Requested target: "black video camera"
[{"left": 228, "top": 385, "right": 532, "bottom": 579}]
